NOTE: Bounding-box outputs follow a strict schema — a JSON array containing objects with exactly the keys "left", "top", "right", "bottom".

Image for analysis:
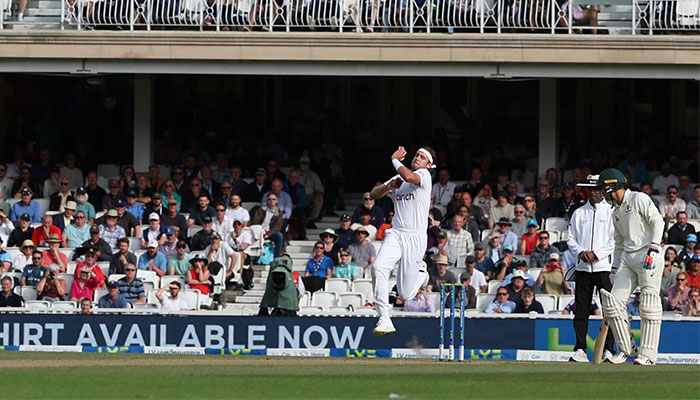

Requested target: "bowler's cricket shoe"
[
  {"left": 373, "top": 316, "right": 396, "bottom": 336},
  {"left": 419, "top": 261, "right": 429, "bottom": 289},
  {"left": 607, "top": 346, "right": 639, "bottom": 365},
  {"left": 633, "top": 356, "right": 656, "bottom": 366},
  {"left": 568, "top": 349, "right": 589, "bottom": 363}
]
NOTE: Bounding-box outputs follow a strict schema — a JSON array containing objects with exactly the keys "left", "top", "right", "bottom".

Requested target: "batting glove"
[{"left": 643, "top": 243, "right": 661, "bottom": 270}]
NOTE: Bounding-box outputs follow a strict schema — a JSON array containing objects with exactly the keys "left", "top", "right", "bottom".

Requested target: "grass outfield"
[{"left": 1, "top": 352, "right": 698, "bottom": 399}]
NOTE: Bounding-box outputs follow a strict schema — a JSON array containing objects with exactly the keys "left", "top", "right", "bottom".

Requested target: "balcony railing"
[{"left": 2, "top": 0, "right": 699, "bottom": 32}]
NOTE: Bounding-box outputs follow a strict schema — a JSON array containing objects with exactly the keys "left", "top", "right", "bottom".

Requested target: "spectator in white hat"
[{"left": 141, "top": 212, "right": 167, "bottom": 249}]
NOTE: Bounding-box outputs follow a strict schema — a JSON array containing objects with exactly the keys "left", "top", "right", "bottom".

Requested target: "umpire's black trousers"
[{"left": 573, "top": 271, "right": 614, "bottom": 353}]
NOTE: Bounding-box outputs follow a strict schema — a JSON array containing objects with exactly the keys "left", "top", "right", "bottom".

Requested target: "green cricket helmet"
[{"left": 597, "top": 168, "right": 628, "bottom": 193}]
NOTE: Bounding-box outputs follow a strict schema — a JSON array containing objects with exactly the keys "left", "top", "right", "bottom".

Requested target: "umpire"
[{"left": 565, "top": 174, "right": 615, "bottom": 363}]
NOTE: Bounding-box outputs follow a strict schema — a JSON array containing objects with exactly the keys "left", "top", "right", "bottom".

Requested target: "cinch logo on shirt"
[{"left": 396, "top": 192, "right": 415, "bottom": 201}]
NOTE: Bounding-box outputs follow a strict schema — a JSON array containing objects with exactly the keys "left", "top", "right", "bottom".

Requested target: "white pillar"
[
  {"left": 538, "top": 79, "right": 557, "bottom": 178},
  {"left": 133, "top": 75, "right": 153, "bottom": 173}
]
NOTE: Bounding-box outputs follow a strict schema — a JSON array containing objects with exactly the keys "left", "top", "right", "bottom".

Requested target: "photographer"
[
  {"left": 535, "top": 253, "right": 570, "bottom": 296},
  {"left": 682, "top": 288, "right": 700, "bottom": 317},
  {"left": 36, "top": 265, "right": 67, "bottom": 303}
]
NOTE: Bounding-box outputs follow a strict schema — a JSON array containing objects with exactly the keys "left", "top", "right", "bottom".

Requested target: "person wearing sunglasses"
[
  {"left": 667, "top": 272, "right": 690, "bottom": 312},
  {"left": 659, "top": 184, "right": 686, "bottom": 220},
  {"left": 63, "top": 209, "right": 91, "bottom": 248},
  {"left": 484, "top": 288, "right": 516, "bottom": 314},
  {"left": 20, "top": 249, "right": 46, "bottom": 287},
  {"left": 49, "top": 178, "right": 75, "bottom": 213}
]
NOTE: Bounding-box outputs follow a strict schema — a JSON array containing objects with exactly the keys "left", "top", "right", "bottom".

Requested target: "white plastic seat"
[
  {"left": 338, "top": 293, "right": 363, "bottom": 309},
  {"left": 481, "top": 229, "right": 495, "bottom": 241},
  {"left": 136, "top": 269, "right": 159, "bottom": 287},
  {"left": 34, "top": 198, "right": 50, "bottom": 218},
  {"left": 544, "top": 218, "right": 568, "bottom": 234},
  {"left": 487, "top": 280, "right": 503, "bottom": 294},
  {"left": 128, "top": 237, "right": 142, "bottom": 252},
  {"left": 426, "top": 291, "right": 441, "bottom": 311},
  {"left": 537, "top": 294, "right": 558, "bottom": 313},
  {"left": 133, "top": 303, "right": 160, "bottom": 310},
  {"left": 108, "top": 274, "right": 125, "bottom": 282},
  {"left": 57, "top": 273, "right": 74, "bottom": 290},
  {"left": 476, "top": 293, "right": 496, "bottom": 311},
  {"left": 25, "top": 300, "right": 51, "bottom": 309},
  {"left": 96, "top": 262, "right": 110, "bottom": 277},
  {"left": 311, "top": 291, "right": 337, "bottom": 308},
  {"left": 160, "top": 275, "right": 186, "bottom": 289},
  {"left": 324, "top": 278, "right": 352, "bottom": 294},
  {"left": 187, "top": 226, "right": 203, "bottom": 237},
  {"left": 20, "top": 286, "right": 37, "bottom": 301},
  {"left": 549, "top": 231, "right": 560, "bottom": 243},
  {"left": 529, "top": 268, "right": 542, "bottom": 279},
  {"left": 353, "top": 279, "right": 374, "bottom": 303},
  {"left": 299, "top": 306, "right": 325, "bottom": 314},
  {"left": 93, "top": 287, "right": 109, "bottom": 302},
  {"left": 327, "top": 306, "right": 352, "bottom": 313},
  {"left": 557, "top": 294, "right": 575, "bottom": 310},
  {"left": 142, "top": 281, "right": 155, "bottom": 292},
  {"left": 53, "top": 301, "right": 78, "bottom": 311},
  {"left": 298, "top": 291, "right": 311, "bottom": 307},
  {"left": 181, "top": 289, "right": 201, "bottom": 310}
]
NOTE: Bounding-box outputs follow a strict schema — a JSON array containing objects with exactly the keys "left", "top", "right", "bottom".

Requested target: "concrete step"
[
  {"left": 28, "top": 0, "right": 63, "bottom": 7},
  {"left": 244, "top": 290, "right": 265, "bottom": 296},
  {"left": 236, "top": 296, "right": 262, "bottom": 304},
  {"left": 26, "top": 8, "right": 62, "bottom": 16},
  {"left": 3, "top": 22, "right": 63, "bottom": 29}
]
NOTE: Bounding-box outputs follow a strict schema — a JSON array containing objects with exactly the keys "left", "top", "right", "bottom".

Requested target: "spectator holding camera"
[
  {"left": 36, "top": 265, "right": 66, "bottom": 302},
  {"left": 535, "top": 253, "right": 570, "bottom": 296}
]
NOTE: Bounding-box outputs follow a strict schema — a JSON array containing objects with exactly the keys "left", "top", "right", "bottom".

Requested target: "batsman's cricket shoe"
[
  {"left": 373, "top": 316, "right": 396, "bottom": 336},
  {"left": 568, "top": 349, "right": 589, "bottom": 363},
  {"left": 607, "top": 346, "right": 639, "bottom": 365},
  {"left": 603, "top": 350, "right": 614, "bottom": 363},
  {"left": 633, "top": 356, "right": 656, "bottom": 366}
]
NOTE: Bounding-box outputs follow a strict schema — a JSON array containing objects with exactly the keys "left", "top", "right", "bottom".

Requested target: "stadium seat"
[
  {"left": 324, "top": 278, "right": 352, "bottom": 294},
  {"left": 95, "top": 211, "right": 106, "bottom": 220},
  {"left": 537, "top": 294, "right": 558, "bottom": 313},
  {"left": 96, "top": 262, "right": 110, "bottom": 277},
  {"left": 481, "top": 229, "right": 494, "bottom": 241},
  {"left": 487, "top": 280, "right": 503, "bottom": 294},
  {"left": 311, "top": 291, "right": 337, "bottom": 308},
  {"left": 94, "top": 287, "right": 108, "bottom": 302},
  {"left": 137, "top": 270, "right": 160, "bottom": 287},
  {"left": 558, "top": 294, "right": 575, "bottom": 310},
  {"left": 128, "top": 237, "right": 142, "bottom": 252},
  {"left": 134, "top": 303, "right": 160, "bottom": 310},
  {"left": 241, "top": 202, "right": 259, "bottom": 212},
  {"left": 108, "top": 274, "right": 126, "bottom": 282},
  {"left": 338, "top": 293, "right": 363, "bottom": 309},
  {"left": 35, "top": 198, "right": 50, "bottom": 217},
  {"left": 57, "top": 273, "right": 74, "bottom": 289},
  {"left": 142, "top": 281, "right": 155, "bottom": 292},
  {"left": 53, "top": 301, "right": 78, "bottom": 311},
  {"left": 299, "top": 291, "right": 311, "bottom": 307},
  {"left": 161, "top": 275, "right": 186, "bottom": 289},
  {"left": 529, "top": 268, "right": 542, "bottom": 279},
  {"left": 299, "top": 306, "right": 325, "bottom": 314},
  {"left": 356, "top": 306, "right": 376, "bottom": 314},
  {"left": 327, "top": 306, "right": 351, "bottom": 313},
  {"left": 97, "top": 164, "right": 121, "bottom": 178},
  {"left": 549, "top": 231, "right": 560, "bottom": 243},
  {"left": 187, "top": 226, "right": 203, "bottom": 237},
  {"left": 448, "top": 267, "right": 466, "bottom": 279},
  {"left": 25, "top": 300, "right": 51, "bottom": 309},
  {"left": 476, "top": 293, "right": 495, "bottom": 311},
  {"left": 147, "top": 289, "right": 159, "bottom": 304},
  {"left": 59, "top": 248, "right": 76, "bottom": 261},
  {"left": 67, "top": 262, "right": 77, "bottom": 275},
  {"left": 426, "top": 292, "right": 441, "bottom": 311},
  {"left": 181, "top": 289, "right": 201, "bottom": 310},
  {"left": 518, "top": 255, "right": 530, "bottom": 268},
  {"left": 544, "top": 217, "right": 568, "bottom": 233},
  {"left": 353, "top": 279, "right": 374, "bottom": 303},
  {"left": 20, "top": 286, "right": 37, "bottom": 301}
]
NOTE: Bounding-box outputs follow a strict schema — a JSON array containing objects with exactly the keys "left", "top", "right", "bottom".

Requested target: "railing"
[{"left": 47, "top": 0, "right": 700, "bottom": 33}]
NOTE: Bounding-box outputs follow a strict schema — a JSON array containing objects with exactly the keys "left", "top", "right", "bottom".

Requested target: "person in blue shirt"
[
  {"left": 20, "top": 251, "right": 46, "bottom": 286},
  {"left": 97, "top": 281, "right": 129, "bottom": 308},
  {"left": 303, "top": 241, "right": 334, "bottom": 293},
  {"left": 626, "top": 292, "right": 641, "bottom": 316},
  {"left": 261, "top": 179, "right": 293, "bottom": 220},
  {"left": 125, "top": 190, "right": 145, "bottom": 223},
  {"left": 10, "top": 188, "right": 41, "bottom": 223},
  {"left": 138, "top": 240, "right": 168, "bottom": 277},
  {"left": 485, "top": 288, "right": 516, "bottom": 314},
  {"left": 334, "top": 249, "right": 360, "bottom": 280}
]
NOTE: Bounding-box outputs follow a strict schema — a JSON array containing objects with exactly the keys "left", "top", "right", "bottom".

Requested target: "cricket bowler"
[
  {"left": 370, "top": 146, "right": 436, "bottom": 335},
  {"left": 597, "top": 168, "right": 665, "bottom": 365}
]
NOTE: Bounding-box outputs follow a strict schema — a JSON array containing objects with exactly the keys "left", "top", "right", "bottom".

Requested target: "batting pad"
[
  {"left": 639, "top": 290, "right": 662, "bottom": 360},
  {"left": 600, "top": 289, "right": 635, "bottom": 356}
]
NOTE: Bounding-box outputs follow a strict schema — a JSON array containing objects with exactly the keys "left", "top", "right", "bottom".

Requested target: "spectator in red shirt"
[
  {"left": 519, "top": 219, "right": 539, "bottom": 255},
  {"left": 70, "top": 266, "right": 101, "bottom": 301},
  {"left": 41, "top": 234, "right": 67, "bottom": 273},
  {"left": 74, "top": 248, "right": 106, "bottom": 288},
  {"left": 687, "top": 255, "right": 700, "bottom": 289},
  {"left": 32, "top": 215, "right": 62, "bottom": 247}
]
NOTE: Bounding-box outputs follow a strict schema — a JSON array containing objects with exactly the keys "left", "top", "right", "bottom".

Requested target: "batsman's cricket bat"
[{"left": 593, "top": 318, "right": 609, "bottom": 365}]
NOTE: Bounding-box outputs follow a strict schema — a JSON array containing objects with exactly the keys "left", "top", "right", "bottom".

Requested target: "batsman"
[{"left": 597, "top": 169, "right": 665, "bottom": 366}]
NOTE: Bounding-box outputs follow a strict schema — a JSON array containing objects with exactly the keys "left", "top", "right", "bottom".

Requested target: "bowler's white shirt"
[{"left": 385, "top": 168, "right": 432, "bottom": 234}]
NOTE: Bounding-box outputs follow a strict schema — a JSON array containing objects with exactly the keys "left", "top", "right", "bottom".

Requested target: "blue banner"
[{"left": 0, "top": 314, "right": 695, "bottom": 353}]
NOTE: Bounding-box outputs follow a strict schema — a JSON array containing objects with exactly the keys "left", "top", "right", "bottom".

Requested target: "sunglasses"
[
  {"left": 340, "top": 253, "right": 350, "bottom": 257},
  {"left": 677, "top": 278, "right": 686, "bottom": 281},
  {"left": 177, "top": 245, "right": 187, "bottom": 249},
  {"left": 539, "top": 236, "right": 549, "bottom": 240},
  {"left": 314, "top": 246, "right": 324, "bottom": 250},
  {"left": 222, "top": 186, "right": 232, "bottom": 190},
  {"left": 75, "top": 216, "right": 85, "bottom": 219},
  {"left": 497, "top": 293, "right": 508, "bottom": 296},
  {"left": 85, "top": 254, "right": 96, "bottom": 258},
  {"left": 268, "top": 198, "right": 278, "bottom": 201},
  {"left": 525, "top": 199, "right": 534, "bottom": 202},
  {"left": 32, "top": 256, "right": 42, "bottom": 260},
  {"left": 515, "top": 211, "right": 524, "bottom": 214},
  {"left": 191, "top": 184, "right": 201, "bottom": 187},
  {"left": 363, "top": 198, "right": 372, "bottom": 201},
  {"left": 125, "top": 269, "right": 136, "bottom": 272},
  {"left": 668, "top": 191, "right": 677, "bottom": 195},
  {"left": 61, "top": 182, "right": 70, "bottom": 186}
]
